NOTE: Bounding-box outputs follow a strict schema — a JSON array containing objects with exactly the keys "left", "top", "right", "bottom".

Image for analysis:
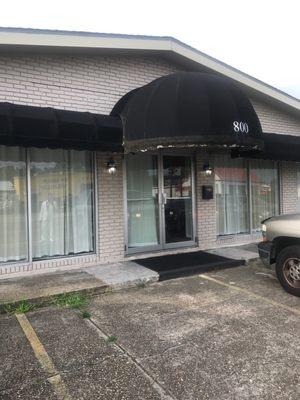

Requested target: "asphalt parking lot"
[{"left": 1, "top": 261, "right": 299, "bottom": 400}]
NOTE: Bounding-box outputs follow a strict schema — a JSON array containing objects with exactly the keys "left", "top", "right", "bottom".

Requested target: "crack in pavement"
[{"left": 88, "top": 317, "right": 177, "bottom": 400}]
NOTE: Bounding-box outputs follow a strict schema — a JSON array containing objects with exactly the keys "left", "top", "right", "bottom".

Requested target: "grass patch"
[
  {"left": 80, "top": 310, "right": 91, "bottom": 319},
  {"left": 4, "top": 300, "right": 38, "bottom": 314},
  {"left": 136, "top": 282, "right": 146, "bottom": 289},
  {"left": 53, "top": 293, "right": 90, "bottom": 309},
  {"left": 106, "top": 335, "right": 117, "bottom": 343}
]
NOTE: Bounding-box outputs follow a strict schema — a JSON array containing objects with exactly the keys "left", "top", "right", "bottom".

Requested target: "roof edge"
[{"left": 0, "top": 27, "right": 299, "bottom": 112}]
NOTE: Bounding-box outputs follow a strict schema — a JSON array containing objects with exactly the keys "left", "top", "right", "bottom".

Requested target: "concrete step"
[{"left": 0, "top": 270, "right": 108, "bottom": 313}]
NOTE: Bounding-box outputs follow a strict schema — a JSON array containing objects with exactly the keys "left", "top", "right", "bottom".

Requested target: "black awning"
[
  {"left": 232, "top": 133, "right": 300, "bottom": 162},
  {"left": 0, "top": 102, "right": 123, "bottom": 151},
  {"left": 111, "top": 72, "right": 263, "bottom": 152}
]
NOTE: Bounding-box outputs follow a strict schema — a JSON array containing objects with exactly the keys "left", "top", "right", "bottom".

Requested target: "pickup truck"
[{"left": 258, "top": 214, "right": 300, "bottom": 297}]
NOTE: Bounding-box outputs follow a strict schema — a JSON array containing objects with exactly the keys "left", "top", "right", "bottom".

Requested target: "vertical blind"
[{"left": 0, "top": 145, "right": 95, "bottom": 264}]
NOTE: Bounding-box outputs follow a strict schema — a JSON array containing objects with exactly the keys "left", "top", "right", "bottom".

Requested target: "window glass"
[
  {"left": 126, "top": 154, "right": 159, "bottom": 248},
  {"left": 215, "top": 155, "right": 249, "bottom": 235},
  {"left": 297, "top": 164, "right": 300, "bottom": 211},
  {"left": 30, "top": 148, "right": 94, "bottom": 259},
  {"left": 250, "top": 160, "right": 279, "bottom": 231},
  {"left": 0, "top": 146, "right": 28, "bottom": 263}
]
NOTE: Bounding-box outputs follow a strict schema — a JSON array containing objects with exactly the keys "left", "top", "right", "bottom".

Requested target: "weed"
[
  {"left": 80, "top": 310, "right": 91, "bottom": 319},
  {"left": 136, "top": 282, "right": 146, "bottom": 289},
  {"left": 4, "top": 300, "right": 37, "bottom": 314},
  {"left": 53, "top": 293, "right": 90, "bottom": 309},
  {"left": 106, "top": 335, "right": 117, "bottom": 343}
]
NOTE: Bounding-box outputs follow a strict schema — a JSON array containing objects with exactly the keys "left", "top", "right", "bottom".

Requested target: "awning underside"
[
  {"left": 232, "top": 133, "right": 300, "bottom": 162},
  {"left": 0, "top": 102, "right": 123, "bottom": 151}
]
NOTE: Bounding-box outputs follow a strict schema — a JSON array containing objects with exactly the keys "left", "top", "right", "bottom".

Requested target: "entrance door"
[
  {"left": 126, "top": 154, "right": 195, "bottom": 253},
  {"left": 162, "top": 156, "right": 194, "bottom": 246}
]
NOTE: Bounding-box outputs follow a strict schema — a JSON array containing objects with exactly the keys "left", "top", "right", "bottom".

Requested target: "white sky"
[{"left": 1, "top": 0, "right": 299, "bottom": 99}]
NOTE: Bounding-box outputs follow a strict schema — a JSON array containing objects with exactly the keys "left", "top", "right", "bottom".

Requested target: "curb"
[{"left": 0, "top": 283, "right": 109, "bottom": 314}]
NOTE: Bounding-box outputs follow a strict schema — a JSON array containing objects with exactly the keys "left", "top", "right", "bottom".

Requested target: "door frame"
[{"left": 124, "top": 151, "right": 197, "bottom": 255}]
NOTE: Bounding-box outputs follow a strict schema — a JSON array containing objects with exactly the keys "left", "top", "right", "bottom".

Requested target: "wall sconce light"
[
  {"left": 202, "top": 163, "right": 213, "bottom": 177},
  {"left": 107, "top": 159, "right": 117, "bottom": 175}
]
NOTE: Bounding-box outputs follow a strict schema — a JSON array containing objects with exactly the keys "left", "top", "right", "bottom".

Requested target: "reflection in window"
[
  {"left": 251, "top": 160, "right": 279, "bottom": 231},
  {"left": 0, "top": 146, "right": 28, "bottom": 262},
  {"left": 30, "top": 148, "right": 94, "bottom": 259},
  {"left": 215, "top": 155, "right": 249, "bottom": 235}
]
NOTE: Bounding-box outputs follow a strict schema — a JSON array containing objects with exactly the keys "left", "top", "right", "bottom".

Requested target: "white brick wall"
[
  {"left": 251, "top": 95, "right": 300, "bottom": 135},
  {"left": 97, "top": 152, "right": 125, "bottom": 263},
  {"left": 0, "top": 52, "right": 299, "bottom": 275},
  {"left": 0, "top": 53, "right": 181, "bottom": 113}
]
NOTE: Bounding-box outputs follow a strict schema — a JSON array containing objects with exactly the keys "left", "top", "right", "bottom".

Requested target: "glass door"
[
  {"left": 126, "top": 154, "right": 195, "bottom": 253},
  {"left": 162, "top": 156, "right": 194, "bottom": 246},
  {"left": 126, "top": 154, "right": 160, "bottom": 252}
]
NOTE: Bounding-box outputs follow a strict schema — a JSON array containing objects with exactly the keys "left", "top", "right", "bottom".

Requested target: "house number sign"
[{"left": 233, "top": 121, "right": 249, "bottom": 133}]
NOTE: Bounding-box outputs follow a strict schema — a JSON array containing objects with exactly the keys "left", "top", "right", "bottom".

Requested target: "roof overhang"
[{"left": 0, "top": 27, "right": 299, "bottom": 115}]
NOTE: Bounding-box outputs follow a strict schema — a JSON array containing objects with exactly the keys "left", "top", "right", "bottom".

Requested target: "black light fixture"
[
  {"left": 107, "top": 159, "right": 117, "bottom": 175},
  {"left": 202, "top": 162, "right": 213, "bottom": 177}
]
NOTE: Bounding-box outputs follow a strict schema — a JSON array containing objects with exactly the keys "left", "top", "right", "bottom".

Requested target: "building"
[{"left": 0, "top": 27, "right": 300, "bottom": 276}]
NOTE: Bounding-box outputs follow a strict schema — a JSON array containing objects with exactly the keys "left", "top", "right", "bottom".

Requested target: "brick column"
[
  {"left": 97, "top": 152, "right": 125, "bottom": 263},
  {"left": 196, "top": 151, "right": 217, "bottom": 250}
]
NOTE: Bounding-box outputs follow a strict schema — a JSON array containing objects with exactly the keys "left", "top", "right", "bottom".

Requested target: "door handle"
[{"left": 162, "top": 192, "right": 167, "bottom": 205}]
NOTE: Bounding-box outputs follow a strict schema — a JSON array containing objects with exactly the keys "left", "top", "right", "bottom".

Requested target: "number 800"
[{"left": 233, "top": 121, "right": 249, "bottom": 133}]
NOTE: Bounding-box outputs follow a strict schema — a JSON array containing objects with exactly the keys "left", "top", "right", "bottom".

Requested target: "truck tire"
[{"left": 276, "top": 245, "right": 300, "bottom": 297}]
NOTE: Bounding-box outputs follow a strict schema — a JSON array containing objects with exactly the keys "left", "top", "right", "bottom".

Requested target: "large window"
[
  {"left": 0, "top": 146, "right": 95, "bottom": 264},
  {"left": 215, "top": 155, "right": 279, "bottom": 235},
  {"left": 215, "top": 156, "right": 249, "bottom": 235}
]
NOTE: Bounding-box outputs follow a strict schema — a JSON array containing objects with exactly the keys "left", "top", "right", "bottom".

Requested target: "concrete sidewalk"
[
  {"left": 0, "top": 262, "right": 159, "bottom": 311},
  {"left": 0, "top": 243, "right": 258, "bottom": 311}
]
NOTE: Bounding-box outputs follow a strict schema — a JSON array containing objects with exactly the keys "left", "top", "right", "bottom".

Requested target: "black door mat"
[{"left": 134, "top": 251, "right": 245, "bottom": 281}]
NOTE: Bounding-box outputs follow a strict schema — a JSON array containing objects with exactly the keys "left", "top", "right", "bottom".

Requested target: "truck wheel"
[{"left": 276, "top": 246, "right": 300, "bottom": 297}]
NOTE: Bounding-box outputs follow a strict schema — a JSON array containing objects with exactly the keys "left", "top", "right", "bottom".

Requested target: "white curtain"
[
  {"left": 127, "top": 154, "right": 159, "bottom": 248},
  {"left": 30, "top": 148, "right": 94, "bottom": 259},
  {"left": 215, "top": 154, "right": 249, "bottom": 235},
  {"left": 250, "top": 160, "right": 279, "bottom": 231},
  {"left": 0, "top": 146, "right": 28, "bottom": 262}
]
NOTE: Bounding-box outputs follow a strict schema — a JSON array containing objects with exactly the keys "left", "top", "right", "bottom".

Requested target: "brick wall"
[
  {"left": 0, "top": 53, "right": 182, "bottom": 113},
  {"left": 97, "top": 152, "right": 125, "bottom": 263},
  {"left": 251, "top": 95, "right": 300, "bottom": 135}
]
